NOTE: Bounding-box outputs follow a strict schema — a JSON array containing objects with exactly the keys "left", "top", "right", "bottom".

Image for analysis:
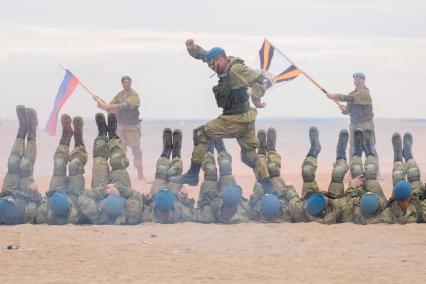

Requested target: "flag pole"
[
  {"left": 266, "top": 39, "right": 343, "bottom": 108},
  {"left": 57, "top": 62, "right": 108, "bottom": 105}
]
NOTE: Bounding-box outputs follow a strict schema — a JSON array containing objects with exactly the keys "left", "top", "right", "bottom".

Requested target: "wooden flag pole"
[{"left": 266, "top": 39, "right": 343, "bottom": 108}]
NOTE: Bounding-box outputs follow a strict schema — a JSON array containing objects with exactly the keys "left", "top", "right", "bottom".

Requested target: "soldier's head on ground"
[
  {"left": 49, "top": 191, "right": 69, "bottom": 217},
  {"left": 260, "top": 194, "right": 280, "bottom": 220},
  {"left": 0, "top": 196, "right": 18, "bottom": 225},
  {"left": 104, "top": 194, "right": 125, "bottom": 217},
  {"left": 360, "top": 192, "right": 380, "bottom": 216},
  {"left": 155, "top": 188, "right": 175, "bottom": 215},
  {"left": 121, "top": 75, "right": 132, "bottom": 91},
  {"left": 353, "top": 72, "right": 365, "bottom": 88},
  {"left": 394, "top": 180, "right": 412, "bottom": 211},
  {"left": 306, "top": 193, "right": 327, "bottom": 217},
  {"left": 205, "top": 47, "right": 228, "bottom": 74}
]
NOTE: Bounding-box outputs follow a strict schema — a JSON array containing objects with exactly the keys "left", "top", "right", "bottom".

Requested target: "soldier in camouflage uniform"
[
  {"left": 249, "top": 127, "right": 300, "bottom": 223},
  {"left": 78, "top": 113, "right": 143, "bottom": 225},
  {"left": 288, "top": 127, "right": 351, "bottom": 224},
  {"left": 36, "top": 114, "right": 88, "bottom": 225},
  {"left": 339, "top": 129, "right": 387, "bottom": 224},
  {"left": 143, "top": 128, "right": 194, "bottom": 223},
  {"left": 171, "top": 39, "right": 274, "bottom": 193},
  {"left": 327, "top": 72, "right": 379, "bottom": 174},
  {"left": 195, "top": 139, "right": 250, "bottom": 224},
  {"left": 97, "top": 76, "right": 144, "bottom": 180},
  {"left": 1, "top": 106, "right": 41, "bottom": 224}
]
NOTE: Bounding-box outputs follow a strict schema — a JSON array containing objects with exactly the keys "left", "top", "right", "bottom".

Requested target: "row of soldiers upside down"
[{"left": 1, "top": 105, "right": 425, "bottom": 225}]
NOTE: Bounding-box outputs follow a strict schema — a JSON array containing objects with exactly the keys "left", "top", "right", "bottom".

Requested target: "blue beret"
[
  {"left": 104, "top": 194, "right": 125, "bottom": 217},
  {"left": 260, "top": 194, "right": 280, "bottom": 219},
  {"left": 49, "top": 191, "right": 69, "bottom": 217},
  {"left": 353, "top": 72, "right": 365, "bottom": 79},
  {"left": 155, "top": 189, "right": 174, "bottom": 212},
  {"left": 394, "top": 180, "right": 412, "bottom": 201},
  {"left": 360, "top": 192, "right": 380, "bottom": 216},
  {"left": 306, "top": 193, "right": 326, "bottom": 216},
  {"left": 0, "top": 197, "right": 18, "bottom": 224},
  {"left": 205, "top": 47, "right": 225, "bottom": 62},
  {"left": 223, "top": 184, "right": 242, "bottom": 207}
]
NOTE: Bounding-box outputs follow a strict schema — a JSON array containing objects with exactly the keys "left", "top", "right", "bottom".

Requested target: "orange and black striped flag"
[{"left": 256, "top": 39, "right": 302, "bottom": 89}]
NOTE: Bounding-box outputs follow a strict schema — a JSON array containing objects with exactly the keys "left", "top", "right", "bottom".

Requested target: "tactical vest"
[
  {"left": 347, "top": 88, "right": 374, "bottom": 124},
  {"left": 117, "top": 107, "right": 140, "bottom": 125},
  {"left": 212, "top": 60, "right": 250, "bottom": 115}
]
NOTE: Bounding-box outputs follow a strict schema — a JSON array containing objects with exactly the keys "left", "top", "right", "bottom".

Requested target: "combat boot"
[
  {"left": 169, "top": 161, "right": 201, "bottom": 186},
  {"left": 267, "top": 127, "right": 277, "bottom": 152},
  {"left": 172, "top": 129, "right": 182, "bottom": 158},
  {"left": 353, "top": 129, "right": 363, "bottom": 157},
  {"left": 161, "top": 128, "right": 172, "bottom": 158},
  {"left": 214, "top": 138, "right": 226, "bottom": 153},
  {"left": 16, "top": 105, "right": 27, "bottom": 138},
  {"left": 363, "top": 129, "right": 375, "bottom": 157},
  {"left": 95, "top": 113, "right": 108, "bottom": 136},
  {"left": 257, "top": 130, "right": 267, "bottom": 155},
  {"left": 336, "top": 129, "right": 349, "bottom": 160},
  {"left": 60, "top": 114, "right": 73, "bottom": 146},
  {"left": 307, "top": 126, "right": 321, "bottom": 158},
  {"left": 403, "top": 132, "right": 413, "bottom": 161},
  {"left": 73, "top": 116, "right": 84, "bottom": 147},
  {"left": 25, "top": 108, "right": 38, "bottom": 141},
  {"left": 392, "top": 132, "right": 403, "bottom": 162},
  {"left": 107, "top": 112, "right": 118, "bottom": 140}
]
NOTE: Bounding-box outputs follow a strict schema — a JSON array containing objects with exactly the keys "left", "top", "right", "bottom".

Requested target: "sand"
[{"left": 1, "top": 118, "right": 426, "bottom": 283}]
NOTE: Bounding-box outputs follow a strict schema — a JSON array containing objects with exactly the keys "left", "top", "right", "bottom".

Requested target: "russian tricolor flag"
[{"left": 45, "top": 69, "right": 79, "bottom": 136}]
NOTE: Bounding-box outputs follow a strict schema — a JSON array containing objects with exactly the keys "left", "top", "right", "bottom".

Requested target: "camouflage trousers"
[
  {"left": 150, "top": 156, "right": 183, "bottom": 195},
  {"left": 117, "top": 123, "right": 143, "bottom": 172},
  {"left": 392, "top": 159, "right": 424, "bottom": 197},
  {"left": 350, "top": 155, "right": 384, "bottom": 197},
  {"left": 349, "top": 120, "right": 379, "bottom": 174}
]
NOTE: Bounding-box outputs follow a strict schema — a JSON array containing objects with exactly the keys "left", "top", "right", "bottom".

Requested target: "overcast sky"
[{"left": 1, "top": 0, "right": 425, "bottom": 124}]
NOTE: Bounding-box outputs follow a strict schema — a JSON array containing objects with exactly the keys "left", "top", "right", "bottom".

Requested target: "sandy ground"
[{"left": 1, "top": 118, "right": 426, "bottom": 283}]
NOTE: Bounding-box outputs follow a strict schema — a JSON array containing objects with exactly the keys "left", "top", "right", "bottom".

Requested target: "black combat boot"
[
  {"left": 392, "top": 132, "right": 403, "bottom": 162},
  {"left": 353, "top": 129, "right": 363, "bottom": 157},
  {"left": 73, "top": 116, "right": 84, "bottom": 147},
  {"left": 213, "top": 138, "right": 226, "bottom": 153},
  {"left": 107, "top": 112, "right": 118, "bottom": 140},
  {"left": 172, "top": 129, "right": 182, "bottom": 158},
  {"left": 257, "top": 129, "right": 267, "bottom": 155},
  {"left": 60, "top": 114, "right": 73, "bottom": 146},
  {"left": 306, "top": 126, "right": 321, "bottom": 158},
  {"left": 169, "top": 160, "right": 202, "bottom": 186},
  {"left": 403, "top": 132, "right": 413, "bottom": 161},
  {"left": 95, "top": 113, "right": 108, "bottom": 136},
  {"left": 336, "top": 129, "right": 349, "bottom": 160},
  {"left": 161, "top": 128, "right": 172, "bottom": 158},
  {"left": 363, "top": 129, "right": 375, "bottom": 157},
  {"left": 25, "top": 108, "right": 38, "bottom": 141},
  {"left": 267, "top": 127, "right": 277, "bottom": 152},
  {"left": 16, "top": 105, "right": 27, "bottom": 139}
]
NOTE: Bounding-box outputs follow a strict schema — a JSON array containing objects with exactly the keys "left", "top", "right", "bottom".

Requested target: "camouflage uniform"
[
  {"left": 186, "top": 45, "right": 268, "bottom": 178},
  {"left": 2, "top": 135, "right": 41, "bottom": 223},
  {"left": 195, "top": 150, "right": 250, "bottom": 224},
  {"left": 335, "top": 86, "right": 378, "bottom": 161},
  {"left": 36, "top": 144, "right": 87, "bottom": 225},
  {"left": 109, "top": 88, "right": 143, "bottom": 178},
  {"left": 78, "top": 136, "right": 143, "bottom": 225},
  {"left": 143, "top": 155, "right": 194, "bottom": 223}
]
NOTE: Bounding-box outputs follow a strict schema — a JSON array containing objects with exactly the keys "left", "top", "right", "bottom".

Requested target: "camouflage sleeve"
[
  {"left": 116, "top": 185, "right": 134, "bottom": 199},
  {"left": 109, "top": 93, "right": 121, "bottom": 105},
  {"left": 188, "top": 45, "right": 208, "bottom": 62},
  {"left": 229, "top": 64, "right": 265, "bottom": 100},
  {"left": 335, "top": 93, "right": 355, "bottom": 102},
  {"left": 109, "top": 92, "right": 140, "bottom": 112}
]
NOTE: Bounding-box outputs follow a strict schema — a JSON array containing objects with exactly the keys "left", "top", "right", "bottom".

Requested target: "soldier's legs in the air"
[
  {"left": 363, "top": 129, "right": 385, "bottom": 196},
  {"left": 68, "top": 117, "right": 87, "bottom": 195},
  {"left": 167, "top": 129, "right": 184, "bottom": 193},
  {"left": 151, "top": 128, "right": 173, "bottom": 194},
  {"left": 2, "top": 106, "right": 27, "bottom": 192},
  {"left": 217, "top": 141, "right": 237, "bottom": 189},
  {"left": 392, "top": 132, "right": 405, "bottom": 187},
  {"left": 402, "top": 132, "right": 424, "bottom": 197},
  {"left": 92, "top": 113, "right": 110, "bottom": 189},
  {"left": 328, "top": 129, "right": 349, "bottom": 199},
  {"left": 49, "top": 114, "right": 72, "bottom": 192},
  {"left": 199, "top": 142, "right": 220, "bottom": 208},
  {"left": 350, "top": 129, "right": 364, "bottom": 179},
  {"left": 18, "top": 108, "right": 38, "bottom": 191},
  {"left": 124, "top": 192, "right": 143, "bottom": 225},
  {"left": 301, "top": 127, "right": 321, "bottom": 199}
]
